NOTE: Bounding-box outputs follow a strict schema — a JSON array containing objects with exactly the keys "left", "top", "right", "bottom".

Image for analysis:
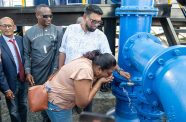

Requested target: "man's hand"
[
  {"left": 119, "top": 71, "right": 131, "bottom": 80},
  {"left": 26, "top": 73, "right": 35, "bottom": 86},
  {"left": 5, "top": 90, "right": 15, "bottom": 100}
]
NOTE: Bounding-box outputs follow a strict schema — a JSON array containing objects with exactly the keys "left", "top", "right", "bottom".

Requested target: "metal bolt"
[
  {"left": 136, "top": 77, "right": 141, "bottom": 81},
  {"left": 124, "top": 47, "right": 129, "bottom": 51},
  {"left": 148, "top": 73, "right": 154, "bottom": 79},
  {"left": 127, "top": 63, "right": 132, "bottom": 67},
  {"left": 130, "top": 40, "right": 134, "bottom": 43},
  {"left": 172, "top": 49, "right": 181, "bottom": 56},
  {"left": 152, "top": 101, "right": 158, "bottom": 106},
  {"left": 146, "top": 88, "right": 152, "bottom": 94},
  {"left": 157, "top": 58, "right": 165, "bottom": 65},
  {"left": 123, "top": 56, "right": 128, "bottom": 59}
]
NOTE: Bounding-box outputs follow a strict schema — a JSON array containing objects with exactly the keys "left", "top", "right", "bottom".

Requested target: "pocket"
[{"left": 48, "top": 102, "right": 62, "bottom": 112}]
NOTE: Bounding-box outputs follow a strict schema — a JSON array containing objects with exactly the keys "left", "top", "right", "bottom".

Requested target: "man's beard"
[{"left": 85, "top": 24, "right": 96, "bottom": 32}]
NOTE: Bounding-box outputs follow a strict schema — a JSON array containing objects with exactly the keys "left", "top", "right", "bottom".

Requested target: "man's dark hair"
[
  {"left": 84, "top": 5, "right": 103, "bottom": 16},
  {"left": 35, "top": 4, "right": 50, "bottom": 13}
]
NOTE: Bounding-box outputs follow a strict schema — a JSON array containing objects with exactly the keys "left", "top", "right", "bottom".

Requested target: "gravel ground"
[{"left": 0, "top": 91, "right": 115, "bottom": 122}]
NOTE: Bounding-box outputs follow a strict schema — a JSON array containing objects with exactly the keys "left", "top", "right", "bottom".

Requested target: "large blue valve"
[{"left": 111, "top": 0, "right": 186, "bottom": 122}]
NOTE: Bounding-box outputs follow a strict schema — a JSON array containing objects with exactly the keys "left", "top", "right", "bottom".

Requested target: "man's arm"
[
  {"left": 58, "top": 26, "right": 69, "bottom": 68},
  {"left": 23, "top": 33, "right": 35, "bottom": 85},
  {"left": 23, "top": 33, "right": 31, "bottom": 74},
  {"left": 115, "top": 65, "right": 131, "bottom": 79},
  {"left": 52, "top": 26, "right": 64, "bottom": 72},
  {"left": 0, "top": 58, "right": 14, "bottom": 99},
  {"left": 0, "top": 62, "right": 9, "bottom": 93},
  {"left": 58, "top": 52, "right": 66, "bottom": 68}
]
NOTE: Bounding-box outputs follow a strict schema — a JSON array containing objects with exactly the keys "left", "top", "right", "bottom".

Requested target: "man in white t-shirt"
[
  {"left": 59, "top": 5, "right": 130, "bottom": 112},
  {"left": 59, "top": 5, "right": 112, "bottom": 66}
]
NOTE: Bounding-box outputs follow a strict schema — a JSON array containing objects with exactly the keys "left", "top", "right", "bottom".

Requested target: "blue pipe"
[
  {"left": 154, "top": 56, "right": 186, "bottom": 121},
  {"left": 125, "top": 32, "right": 186, "bottom": 121},
  {"left": 123, "top": 33, "right": 163, "bottom": 73},
  {"left": 116, "top": 0, "right": 157, "bottom": 70},
  {"left": 112, "top": 0, "right": 158, "bottom": 121},
  {"left": 113, "top": 0, "right": 186, "bottom": 121},
  {"left": 113, "top": 32, "right": 186, "bottom": 121}
]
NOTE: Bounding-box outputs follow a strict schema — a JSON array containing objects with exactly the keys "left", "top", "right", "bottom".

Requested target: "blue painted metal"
[
  {"left": 112, "top": 0, "right": 158, "bottom": 121},
  {"left": 111, "top": 0, "right": 121, "bottom": 4},
  {"left": 88, "top": 0, "right": 101, "bottom": 4},
  {"left": 113, "top": 31, "right": 186, "bottom": 121},
  {"left": 123, "top": 32, "right": 186, "bottom": 121},
  {"left": 112, "top": 34, "right": 165, "bottom": 122},
  {"left": 115, "top": 0, "right": 157, "bottom": 70},
  {"left": 122, "top": 33, "right": 165, "bottom": 121},
  {"left": 112, "top": 71, "right": 140, "bottom": 122},
  {"left": 112, "top": 0, "right": 186, "bottom": 121}
]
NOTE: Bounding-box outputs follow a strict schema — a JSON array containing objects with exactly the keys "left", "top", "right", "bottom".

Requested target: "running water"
[{"left": 122, "top": 87, "right": 135, "bottom": 113}]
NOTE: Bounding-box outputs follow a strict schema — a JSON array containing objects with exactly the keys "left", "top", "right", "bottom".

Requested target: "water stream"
[{"left": 122, "top": 87, "right": 135, "bottom": 113}]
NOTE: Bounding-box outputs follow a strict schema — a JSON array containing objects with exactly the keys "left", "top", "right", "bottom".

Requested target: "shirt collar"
[{"left": 2, "top": 35, "right": 15, "bottom": 42}]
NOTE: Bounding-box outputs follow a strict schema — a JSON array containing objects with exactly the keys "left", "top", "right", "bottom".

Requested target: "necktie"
[{"left": 9, "top": 39, "right": 25, "bottom": 82}]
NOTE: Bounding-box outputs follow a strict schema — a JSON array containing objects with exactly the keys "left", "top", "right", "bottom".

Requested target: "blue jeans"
[
  {"left": 5, "top": 81, "right": 28, "bottom": 122},
  {"left": 46, "top": 102, "right": 72, "bottom": 122}
]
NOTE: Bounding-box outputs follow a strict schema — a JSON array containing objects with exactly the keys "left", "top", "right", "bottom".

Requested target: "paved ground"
[{"left": 0, "top": 91, "right": 115, "bottom": 122}]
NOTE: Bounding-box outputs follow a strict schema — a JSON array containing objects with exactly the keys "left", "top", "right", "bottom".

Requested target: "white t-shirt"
[{"left": 59, "top": 24, "right": 112, "bottom": 64}]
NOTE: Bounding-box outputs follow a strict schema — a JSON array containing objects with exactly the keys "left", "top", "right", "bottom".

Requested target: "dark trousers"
[
  {"left": 84, "top": 102, "right": 92, "bottom": 112},
  {"left": 0, "top": 96, "right": 2, "bottom": 122},
  {"left": 6, "top": 81, "right": 28, "bottom": 122},
  {"left": 41, "top": 110, "right": 51, "bottom": 122},
  {"left": 74, "top": 101, "right": 93, "bottom": 114}
]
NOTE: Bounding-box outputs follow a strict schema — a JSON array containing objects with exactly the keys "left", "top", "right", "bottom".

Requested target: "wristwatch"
[{"left": 117, "top": 68, "right": 123, "bottom": 74}]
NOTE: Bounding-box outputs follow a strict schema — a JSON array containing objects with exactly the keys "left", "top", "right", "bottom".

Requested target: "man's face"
[
  {"left": 85, "top": 13, "right": 102, "bottom": 32},
  {"left": 36, "top": 7, "right": 53, "bottom": 27},
  {"left": 0, "top": 18, "right": 15, "bottom": 38}
]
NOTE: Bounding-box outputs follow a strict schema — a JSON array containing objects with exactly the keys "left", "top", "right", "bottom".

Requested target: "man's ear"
[
  {"left": 35, "top": 13, "right": 40, "bottom": 19},
  {"left": 13, "top": 25, "right": 16, "bottom": 31}
]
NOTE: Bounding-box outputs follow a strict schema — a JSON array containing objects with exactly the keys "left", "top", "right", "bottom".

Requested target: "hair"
[
  {"left": 35, "top": 4, "right": 50, "bottom": 13},
  {"left": 0, "top": 17, "right": 14, "bottom": 25},
  {"left": 84, "top": 5, "right": 103, "bottom": 16},
  {"left": 83, "top": 50, "right": 116, "bottom": 70}
]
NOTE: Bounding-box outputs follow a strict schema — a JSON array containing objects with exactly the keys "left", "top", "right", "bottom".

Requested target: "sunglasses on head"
[{"left": 42, "top": 15, "right": 53, "bottom": 19}]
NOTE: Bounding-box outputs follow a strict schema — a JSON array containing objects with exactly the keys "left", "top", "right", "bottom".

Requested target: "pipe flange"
[
  {"left": 143, "top": 46, "right": 186, "bottom": 104},
  {"left": 122, "top": 32, "right": 161, "bottom": 67}
]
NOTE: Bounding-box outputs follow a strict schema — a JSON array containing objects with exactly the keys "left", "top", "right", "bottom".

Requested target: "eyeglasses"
[
  {"left": 42, "top": 15, "right": 53, "bottom": 19},
  {"left": 0, "top": 24, "right": 14, "bottom": 28},
  {"left": 88, "top": 16, "right": 103, "bottom": 26}
]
